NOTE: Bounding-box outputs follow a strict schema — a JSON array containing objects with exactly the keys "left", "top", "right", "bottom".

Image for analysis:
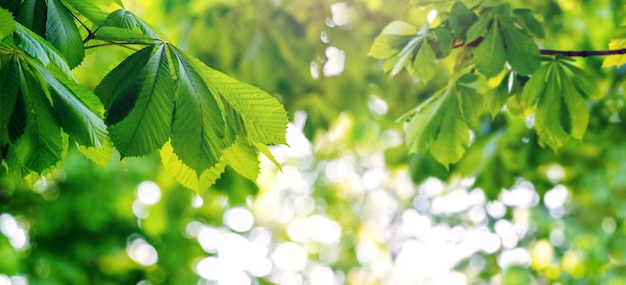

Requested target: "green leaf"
[
  {"left": 76, "top": 137, "right": 113, "bottom": 168},
  {"left": 132, "top": 12, "right": 160, "bottom": 39},
  {"left": 106, "top": 9, "right": 136, "bottom": 29},
  {"left": 94, "top": 26, "right": 157, "bottom": 42},
  {"left": 428, "top": 28, "right": 453, "bottom": 58},
  {"left": 62, "top": 0, "right": 108, "bottom": 26},
  {"left": 457, "top": 78, "right": 483, "bottom": 126},
  {"left": 160, "top": 140, "right": 226, "bottom": 193},
  {"left": 108, "top": 44, "right": 175, "bottom": 157},
  {"left": 35, "top": 64, "right": 107, "bottom": 147},
  {"left": 513, "top": 9, "right": 545, "bottom": 39},
  {"left": 222, "top": 136, "right": 260, "bottom": 182},
  {"left": 412, "top": 41, "right": 436, "bottom": 84},
  {"left": 46, "top": 0, "right": 84, "bottom": 68},
  {"left": 604, "top": 26, "right": 626, "bottom": 67},
  {"left": 95, "top": 45, "right": 152, "bottom": 111},
  {"left": 14, "top": 56, "right": 63, "bottom": 172},
  {"left": 169, "top": 46, "right": 225, "bottom": 174},
  {"left": 429, "top": 90, "right": 470, "bottom": 167},
  {"left": 483, "top": 73, "right": 509, "bottom": 118},
  {"left": 534, "top": 66, "right": 568, "bottom": 151},
  {"left": 520, "top": 62, "right": 550, "bottom": 113},
  {"left": 368, "top": 34, "right": 414, "bottom": 59},
  {"left": 0, "top": 7, "right": 15, "bottom": 40},
  {"left": 474, "top": 19, "right": 506, "bottom": 77},
  {"left": 192, "top": 58, "right": 288, "bottom": 145},
  {"left": 559, "top": 72, "right": 588, "bottom": 140},
  {"left": 13, "top": 23, "right": 74, "bottom": 77},
  {"left": 405, "top": 90, "right": 447, "bottom": 153},
  {"left": 449, "top": 1, "right": 478, "bottom": 40},
  {"left": 255, "top": 142, "right": 282, "bottom": 171},
  {"left": 0, "top": 54, "right": 19, "bottom": 147},
  {"left": 15, "top": 0, "right": 46, "bottom": 36},
  {"left": 380, "top": 21, "right": 417, "bottom": 36},
  {"left": 499, "top": 20, "right": 540, "bottom": 75},
  {"left": 466, "top": 16, "right": 491, "bottom": 43}
]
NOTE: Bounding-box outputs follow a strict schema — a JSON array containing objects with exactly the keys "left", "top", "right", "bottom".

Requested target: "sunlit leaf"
[
  {"left": 62, "top": 0, "right": 108, "bottom": 26},
  {"left": 160, "top": 140, "right": 226, "bottom": 193},
  {"left": 474, "top": 19, "right": 505, "bottom": 77},
  {"left": 14, "top": 23, "right": 73, "bottom": 77},
  {"left": 0, "top": 7, "right": 15, "bottom": 40},
  {"left": 106, "top": 9, "right": 136, "bottom": 29},
  {"left": 449, "top": 1, "right": 477, "bottom": 40},
  {"left": 499, "top": 20, "right": 540, "bottom": 75},
  {"left": 169, "top": 46, "right": 225, "bottom": 174},
  {"left": 412, "top": 41, "right": 436, "bottom": 84},
  {"left": 222, "top": 136, "right": 260, "bottom": 182}
]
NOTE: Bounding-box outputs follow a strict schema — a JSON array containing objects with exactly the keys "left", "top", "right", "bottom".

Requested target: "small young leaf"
[
  {"left": 412, "top": 41, "right": 436, "bottom": 84},
  {"left": 474, "top": 19, "right": 506, "bottom": 77},
  {"left": 108, "top": 44, "right": 175, "bottom": 157},
  {"left": 500, "top": 20, "right": 540, "bottom": 75},
  {"left": 513, "top": 9, "right": 545, "bottom": 39},
  {"left": 106, "top": 9, "right": 137, "bottom": 29},
  {"left": 449, "top": 1, "right": 478, "bottom": 40},
  {"left": 46, "top": 0, "right": 85, "bottom": 68},
  {"left": 0, "top": 7, "right": 16, "bottom": 40}
]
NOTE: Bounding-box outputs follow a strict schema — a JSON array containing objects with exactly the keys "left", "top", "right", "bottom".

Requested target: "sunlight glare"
[
  {"left": 127, "top": 238, "right": 158, "bottom": 266},
  {"left": 137, "top": 181, "right": 161, "bottom": 206},
  {"left": 224, "top": 207, "right": 255, "bottom": 233},
  {"left": 273, "top": 242, "right": 308, "bottom": 272}
]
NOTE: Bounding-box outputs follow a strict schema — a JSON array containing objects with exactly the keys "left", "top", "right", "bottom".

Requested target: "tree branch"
[{"left": 456, "top": 36, "right": 626, "bottom": 57}]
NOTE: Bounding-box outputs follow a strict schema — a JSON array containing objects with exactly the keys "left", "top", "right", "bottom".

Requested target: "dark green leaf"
[
  {"left": 108, "top": 44, "right": 175, "bottom": 157},
  {"left": 0, "top": 54, "right": 19, "bottom": 147},
  {"left": 428, "top": 28, "right": 453, "bottom": 58},
  {"left": 35, "top": 64, "right": 107, "bottom": 147},
  {"left": 14, "top": 23, "right": 73, "bottom": 77},
  {"left": 14, "top": 56, "right": 63, "bottom": 172},
  {"left": 46, "top": 0, "right": 84, "bottom": 68},
  {"left": 15, "top": 0, "right": 46, "bottom": 36},
  {"left": 94, "top": 26, "right": 157, "bottom": 42}
]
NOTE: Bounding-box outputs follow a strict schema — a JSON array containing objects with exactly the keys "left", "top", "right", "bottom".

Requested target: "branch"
[
  {"left": 540, "top": 49, "right": 626, "bottom": 57},
  {"left": 85, "top": 42, "right": 150, "bottom": 51},
  {"left": 456, "top": 36, "right": 626, "bottom": 57}
]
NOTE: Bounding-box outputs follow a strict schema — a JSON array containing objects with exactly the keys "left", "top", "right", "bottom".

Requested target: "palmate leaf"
[
  {"left": 499, "top": 20, "right": 540, "bottom": 75},
  {"left": 62, "top": 0, "right": 108, "bottom": 26},
  {"left": 474, "top": 19, "right": 506, "bottom": 77},
  {"left": 46, "top": 0, "right": 84, "bottom": 68},
  {"left": 412, "top": 40, "right": 436, "bottom": 84},
  {"left": 168, "top": 46, "right": 226, "bottom": 174},
  {"left": 107, "top": 44, "right": 175, "bottom": 157},
  {"left": 0, "top": 7, "right": 15, "bottom": 40},
  {"left": 404, "top": 75, "right": 478, "bottom": 168},
  {"left": 523, "top": 59, "right": 593, "bottom": 151},
  {"left": 12, "top": 55, "right": 63, "bottom": 172}
]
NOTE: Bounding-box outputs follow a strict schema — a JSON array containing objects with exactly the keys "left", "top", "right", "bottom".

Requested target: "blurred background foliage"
[{"left": 4, "top": 0, "right": 626, "bottom": 284}]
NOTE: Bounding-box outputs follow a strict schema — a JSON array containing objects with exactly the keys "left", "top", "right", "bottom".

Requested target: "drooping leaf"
[
  {"left": 46, "top": 0, "right": 84, "bottom": 68},
  {"left": 412, "top": 41, "right": 436, "bottom": 84},
  {"left": 62, "top": 0, "right": 108, "bottom": 26},
  {"left": 108, "top": 44, "right": 175, "bottom": 157},
  {"left": 0, "top": 54, "right": 19, "bottom": 147},
  {"left": 368, "top": 21, "right": 416, "bottom": 59},
  {"left": 14, "top": 56, "right": 63, "bottom": 172},
  {"left": 76, "top": 137, "right": 113, "bottom": 169},
  {"left": 474, "top": 19, "right": 506, "bottom": 77},
  {"left": 95, "top": 45, "right": 152, "bottom": 110},
  {"left": 191, "top": 57, "right": 288, "bottom": 145},
  {"left": 404, "top": 90, "right": 447, "bottom": 153},
  {"left": 160, "top": 140, "right": 226, "bottom": 193},
  {"left": 0, "top": 7, "right": 16, "bottom": 40},
  {"left": 169, "top": 46, "right": 225, "bottom": 174},
  {"left": 428, "top": 28, "right": 453, "bottom": 58},
  {"left": 15, "top": 0, "right": 46, "bottom": 37},
  {"left": 449, "top": 1, "right": 478, "bottom": 40},
  {"left": 526, "top": 59, "right": 594, "bottom": 151},
  {"left": 520, "top": 62, "right": 550, "bottom": 113},
  {"left": 14, "top": 23, "right": 74, "bottom": 78},
  {"left": 466, "top": 15, "right": 491, "bottom": 43},
  {"left": 483, "top": 73, "right": 509, "bottom": 118},
  {"left": 428, "top": 89, "right": 470, "bottom": 168},
  {"left": 35, "top": 64, "right": 107, "bottom": 147}
]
